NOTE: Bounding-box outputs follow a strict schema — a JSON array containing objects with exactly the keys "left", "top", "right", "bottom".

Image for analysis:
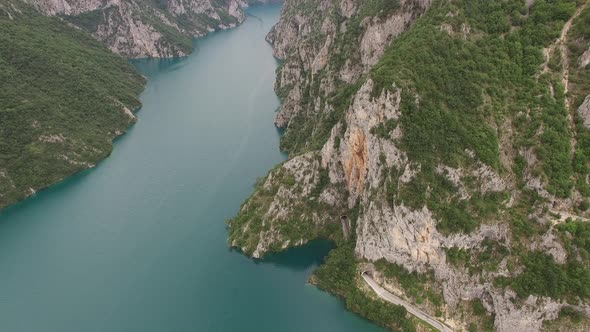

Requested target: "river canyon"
[{"left": 0, "top": 5, "right": 383, "bottom": 332}]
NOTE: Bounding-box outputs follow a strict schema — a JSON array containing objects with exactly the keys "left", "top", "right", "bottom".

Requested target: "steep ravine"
[{"left": 229, "top": 0, "right": 590, "bottom": 331}]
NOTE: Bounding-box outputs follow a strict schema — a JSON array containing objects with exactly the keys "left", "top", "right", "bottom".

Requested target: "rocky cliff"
[
  {"left": 229, "top": 0, "right": 590, "bottom": 331},
  {"left": 24, "top": 0, "right": 253, "bottom": 58}
]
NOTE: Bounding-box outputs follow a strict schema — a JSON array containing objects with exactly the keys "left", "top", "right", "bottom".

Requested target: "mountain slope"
[
  {"left": 25, "top": 0, "right": 249, "bottom": 58},
  {"left": 228, "top": 0, "right": 590, "bottom": 330},
  {"left": 0, "top": 0, "right": 145, "bottom": 208}
]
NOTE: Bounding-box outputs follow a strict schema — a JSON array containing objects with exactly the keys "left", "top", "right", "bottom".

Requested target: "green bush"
[
  {"left": 512, "top": 252, "right": 590, "bottom": 300},
  {"left": 557, "top": 219, "right": 590, "bottom": 259},
  {"left": 446, "top": 247, "right": 471, "bottom": 267},
  {"left": 374, "top": 258, "right": 442, "bottom": 306}
]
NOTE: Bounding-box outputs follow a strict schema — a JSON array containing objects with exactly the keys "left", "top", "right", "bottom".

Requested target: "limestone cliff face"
[
  {"left": 230, "top": 0, "right": 433, "bottom": 254},
  {"left": 229, "top": 0, "right": 590, "bottom": 331},
  {"left": 323, "top": 79, "right": 584, "bottom": 332},
  {"left": 267, "top": 0, "right": 431, "bottom": 131},
  {"left": 25, "top": 0, "right": 250, "bottom": 58}
]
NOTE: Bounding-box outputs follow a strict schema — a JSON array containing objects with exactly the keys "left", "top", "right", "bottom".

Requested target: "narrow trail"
[
  {"left": 361, "top": 272, "right": 454, "bottom": 332},
  {"left": 559, "top": 2, "right": 587, "bottom": 108},
  {"left": 561, "top": 2, "right": 588, "bottom": 161},
  {"left": 540, "top": 2, "right": 587, "bottom": 97},
  {"left": 540, "top": 1, "right": 588, "bottom": 156}
]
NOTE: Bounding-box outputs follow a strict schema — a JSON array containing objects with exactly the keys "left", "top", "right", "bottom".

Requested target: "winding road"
[{"left": 361, "top": 272, "right": 454, "bottom": 332}]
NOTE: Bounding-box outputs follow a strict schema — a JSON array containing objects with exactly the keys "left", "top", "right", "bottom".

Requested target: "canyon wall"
[
  {"left": 229, "top": 0, "right": 590, "bottom": 331},
  {"left": 25, "top": 0, "right": 252, "bottom": 58}
]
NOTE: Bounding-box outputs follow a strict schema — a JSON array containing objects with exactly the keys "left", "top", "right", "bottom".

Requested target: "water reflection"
[
  {"left": 132, "top": 56, "right": 190, "bottom": 76},
  {"left": 255, "top": 240, "right": 335, "bottom": 271}
]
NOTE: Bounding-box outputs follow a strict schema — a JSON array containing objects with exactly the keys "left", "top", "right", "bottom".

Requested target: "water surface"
[{"left": 0, "top": 5, "right": 383, "bottom": 332}]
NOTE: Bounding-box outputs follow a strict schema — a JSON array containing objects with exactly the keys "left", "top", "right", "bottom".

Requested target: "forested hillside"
[{"left": 0, "top": 0, "right": 145, "bottom": 208}]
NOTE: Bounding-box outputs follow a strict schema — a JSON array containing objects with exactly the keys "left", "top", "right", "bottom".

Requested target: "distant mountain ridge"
[{"left": 24, "top": 0, "right": 266, "bottom": 58}]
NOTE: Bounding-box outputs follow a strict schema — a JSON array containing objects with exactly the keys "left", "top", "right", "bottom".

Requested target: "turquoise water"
[{"left": 0, "top": 5, "right": 383, "bottom": 332}]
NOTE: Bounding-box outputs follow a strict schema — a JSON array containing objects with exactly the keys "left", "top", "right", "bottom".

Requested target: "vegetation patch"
[
  {"left": 543, "top": 306, "right": 590, "bottom": 331},
  {"left": 374, "top": 259, "right": 443, "bottom": 308},
  {"left": 508, "top": 251, "right": 590, "bottom": 301},
  {"left": 557, "top": 219, "right": 590, "bottom": 262}
]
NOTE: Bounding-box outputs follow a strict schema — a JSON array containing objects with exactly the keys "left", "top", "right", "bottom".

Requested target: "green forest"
[{"left": 0, "top": 0, "right": 145, "bottom": 208}]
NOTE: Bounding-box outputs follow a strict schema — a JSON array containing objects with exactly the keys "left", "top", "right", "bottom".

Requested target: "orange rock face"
[{"left": 344, "top": 128, "right": 368, "bottom": 196}]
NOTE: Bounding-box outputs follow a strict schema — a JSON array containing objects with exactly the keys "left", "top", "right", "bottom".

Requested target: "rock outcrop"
[
  {"left": 267, "top": 0, "right": 431, "bottom": 131},
  {"left": 577, "top": 94, "right": 590, "bottom": 128}
]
